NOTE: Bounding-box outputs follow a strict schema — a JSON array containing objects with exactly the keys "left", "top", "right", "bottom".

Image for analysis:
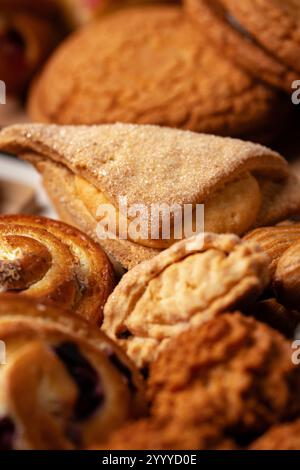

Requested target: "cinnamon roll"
[
  {"left": 0, "top": 295, "right": 146, "bottom": 450},
  {"left": 0, "top": 215, "right": 114, "bottom": 325}
]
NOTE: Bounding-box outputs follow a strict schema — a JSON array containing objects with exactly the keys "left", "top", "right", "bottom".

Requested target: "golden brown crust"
[
  {"left": 0, "top": 215, "right": 114, "bottom": 325},
  {"left": 186, "top": 0, "right": 299, "bottom": 91},
  {"left": 148, "top": 313, "right": 300, "bottom": 439},
  {"left": 103, "top": 233, "right": 269, "bottom": 368},
  {"left": 0, "top": 294, "right": 146, "bottom": 450},
  {"left": 0, "top": 123, "right": 299, "bottom": 269},
  {"left": 27, "top": 6, "right": 288, "bottom": 138},
  {"left": 92, "top": 417, "right": 237, "bottom": 450},
  {"left": 250, "top": 419, "right": 300, "bottom": 450}
]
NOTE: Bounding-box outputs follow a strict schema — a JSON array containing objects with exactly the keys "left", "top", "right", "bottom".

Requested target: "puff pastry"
[
  {"left": 103, "top": 233, "right": 269, "bottom": 368},
  {"left": 0, "top": 295, "right": 146, "bottom": 450},
  {"left": 0, "top": 215, "right": 114, "bottom": 325},
  {"left": 0, "top": 123, "right": 299, "bottom": 269}
]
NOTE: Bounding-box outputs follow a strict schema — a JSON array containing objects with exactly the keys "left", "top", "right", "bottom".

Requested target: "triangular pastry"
[{"left": 0, "top": 123, "right": 300, "bottom": 269}]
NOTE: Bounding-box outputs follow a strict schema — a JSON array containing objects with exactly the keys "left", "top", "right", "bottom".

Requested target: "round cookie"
[
  {"left": 186, "top": 0, "right": 300, "bottom": 91},
  {"left": 28, "top": 6, "right": 289, "bottom": 141}
]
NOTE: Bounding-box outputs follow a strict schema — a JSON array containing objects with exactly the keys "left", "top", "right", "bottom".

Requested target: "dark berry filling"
[
  {"left": 54, "top": 342, "right": 104, "bottom": 422},
  {"left": 107, "top": 351, "right": 137, "bottom": 393},
  {"left": 0, "top": 416, "right": 15, "bottom": 451}
]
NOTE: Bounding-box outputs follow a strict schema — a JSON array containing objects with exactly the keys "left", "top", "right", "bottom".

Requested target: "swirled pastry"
[
  {"left": 0, "top": 295, "right": 146, "bottom": 450},
  {"left": 0, "top": 123, "right": 299, "bottom": 269},
  {"left": 0, "top": 215, "right": 114, "bottom": 325},
  {"left": 103, "top": 233, "right": 269, "bottom": 368}
]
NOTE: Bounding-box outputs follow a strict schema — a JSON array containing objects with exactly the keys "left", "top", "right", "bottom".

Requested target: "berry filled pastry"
[
  {"left": 0, "top": 295, "right": 146, "bottom": 450},
  {"left": 0, "top": 215, "right": 114, "bottom": 325}
]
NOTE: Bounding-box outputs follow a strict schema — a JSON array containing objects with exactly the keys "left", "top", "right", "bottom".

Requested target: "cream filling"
[{"left": 74, "top": 172, "right": 262, "bottom": 249}]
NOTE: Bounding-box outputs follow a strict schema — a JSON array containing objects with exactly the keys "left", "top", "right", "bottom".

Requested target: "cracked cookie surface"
[
  {"left": 103, "top": 233, "right": 269, "bottom": 368},
  {"left": 28, "top": 6, "right": 288, "bottom": 139}
]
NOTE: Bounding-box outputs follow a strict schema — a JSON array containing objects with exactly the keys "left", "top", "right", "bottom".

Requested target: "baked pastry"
[
  {"left": 0, "top": 294, "right": 146, "bottom": 450},
  {"left": 27, "top": 6, "right": 289, "bottom": 141},
  {"left": 186, "top": 0, "right": 300, "bottom": 91},
  {"left": 0, "top": 215, "right": 114, "bottom": 325},
  {"left": 1, "top": 123, "right": 300, "bottom": 269},
  {"left": 148, "top": 313, "right": 300, "bottom": 441},
  {"left": 92, "top": 416, "right": 237, "bottom": 450},
  {"left": 245, "top": 224, "right": 300, "bottom": 311},
  {"left": 250, "top": 419, "right": 300, "bottom": 450},
  {"left": 103, "top": 233, "right": 269, "bottom": 368}
]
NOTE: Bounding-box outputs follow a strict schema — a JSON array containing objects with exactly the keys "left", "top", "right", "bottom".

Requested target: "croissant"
[
  {"left": 0, "top": 215, "right": 114, "bottom": 325},
  {"left": 0, "top": 294, "right": 146, "bottom": 450},
  {"left": 0, "top": 124, "right": 300, "bottom": 269}
]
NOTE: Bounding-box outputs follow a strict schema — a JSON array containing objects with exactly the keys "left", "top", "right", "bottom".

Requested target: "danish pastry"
[
  {"left": 0, "top": 123, "right": 300, "bottom": 269},
  {"left": 103, "top": 233, "right": 269, "bottom": 368},
  {"left": 0, "top": 215, "right": 114, "bottom": 325},
  {"left": 0, "top": 295, "right": 146, "bottom": 450},
  {"left": 27, "top": 6, "right": 289, "bottom": 141}
]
